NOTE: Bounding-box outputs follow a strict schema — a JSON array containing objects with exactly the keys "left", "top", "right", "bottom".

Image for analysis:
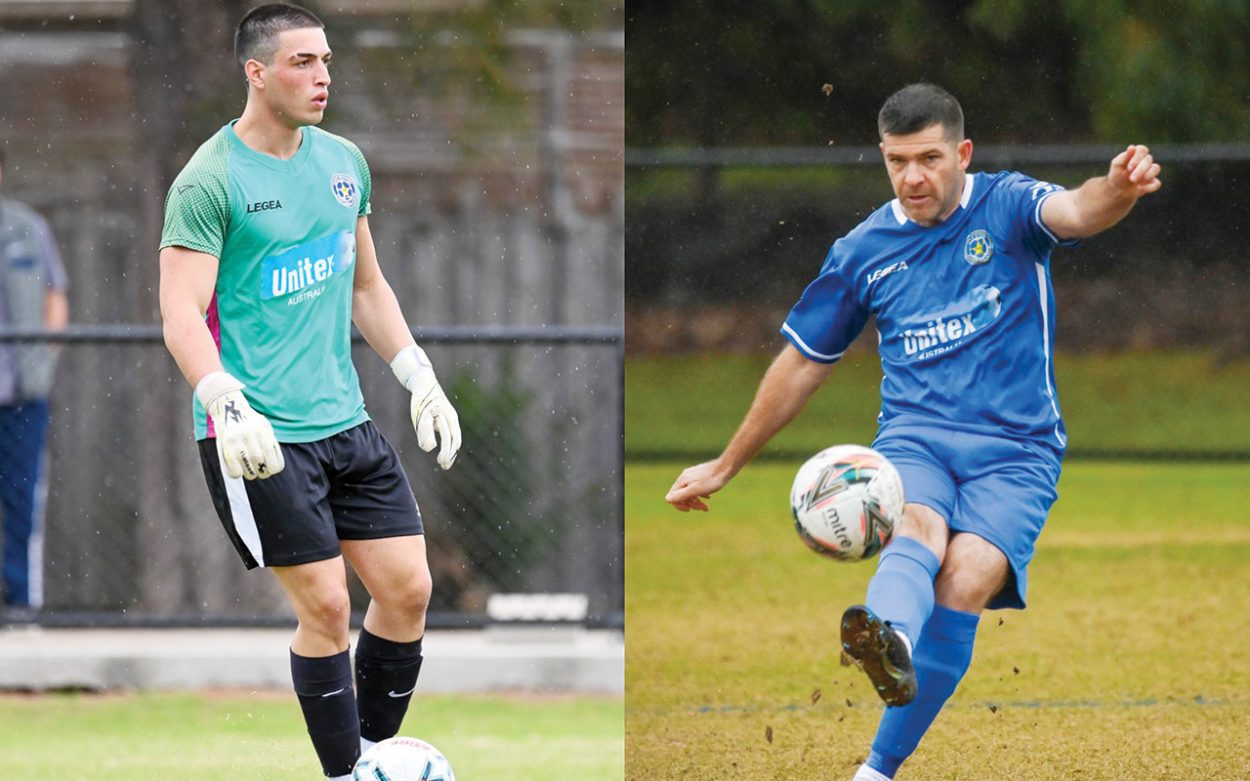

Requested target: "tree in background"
[
  {"left": 626, "top": 0, "right": 1250, "bottom": 146},
  {"left": 972, "top": 0, "right": 1250, "bottom": 141}
]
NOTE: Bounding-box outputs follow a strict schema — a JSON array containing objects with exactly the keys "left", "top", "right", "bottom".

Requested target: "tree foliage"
[
  {"left": 351, "top": 0, "right": 622, "bottom": 124},
  {"left": 627, "top": 0, "right": 1250, "bottom": 145}
]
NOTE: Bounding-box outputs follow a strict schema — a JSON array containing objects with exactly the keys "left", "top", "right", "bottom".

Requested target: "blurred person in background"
[{"left": 0, "top": 146, "right": 69, "bottom": 619}]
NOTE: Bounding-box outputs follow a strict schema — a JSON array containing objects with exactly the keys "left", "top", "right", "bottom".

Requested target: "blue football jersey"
[{"left": 782, "top": 171, "right": 1077, "bottom": 449}]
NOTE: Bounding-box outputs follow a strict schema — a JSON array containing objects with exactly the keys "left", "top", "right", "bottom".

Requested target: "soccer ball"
[
  {"left": 352, "top": 736, "right": 455, "bottom": 781},
  {"left": 789, "top": 444, "right": 904, "bottom": 561}
]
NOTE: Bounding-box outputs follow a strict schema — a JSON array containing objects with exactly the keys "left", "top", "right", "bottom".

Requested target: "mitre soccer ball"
[
  {"left": 352, "top": 736, "right": 455, "bottom": 781},
  {"left": 789, "top": 444, "right": 904, "bottom": 561}
]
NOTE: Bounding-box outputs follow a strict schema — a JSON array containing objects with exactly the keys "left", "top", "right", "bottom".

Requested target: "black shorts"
[{"left": 198, "top": 421, "right": 423, "bottom": 569}]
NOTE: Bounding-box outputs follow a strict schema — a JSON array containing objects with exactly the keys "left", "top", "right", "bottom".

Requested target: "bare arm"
[
  {"left": 159, "top": 246, "right": 223, "bottom": 387},
  {"left": 352, "top": 215, "right": 461, "bottom": 468},
  {"left": 43, "top": 288, "right": 68, "bottom": 353},
  {"left": 1041, "top": 144, "right": 1162, "bottom": 240},
  {"left": 666, "top": 344, "right": 835, "bottom": 511},
  {"left": 43, "top": 289, "right": 68, "bottom": 331},
  {"left": 161, "top": 245, "right": 284, "bottom": 479},
  {"left": 351, "top": 216, "right": 414, "bottom": 363}
]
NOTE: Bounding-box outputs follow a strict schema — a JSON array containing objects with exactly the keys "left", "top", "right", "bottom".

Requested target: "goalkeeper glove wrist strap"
[
  {"left": 390, "top": 344, "right": 433, "bottom": 392},
  {"left": 196, "top": 371, "right": 245, "bottom": 409}
]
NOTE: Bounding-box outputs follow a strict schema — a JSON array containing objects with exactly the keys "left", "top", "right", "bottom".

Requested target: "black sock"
[
  {"left": 291, "top": 649, "right": 360, "bottom": 777},
  {"left": 355, "top": 628, "right": 424, "bottom": 742}
]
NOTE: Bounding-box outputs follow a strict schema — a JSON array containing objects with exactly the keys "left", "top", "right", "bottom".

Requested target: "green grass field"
[
  {"left": 625, "top": 461, "right": 1250, "bottom": 780},
  {"left": 626, "top": 350, "right": 1250, "bottom": 455},
  {"left": 0, "top": 691, "right": 623, "bottom": 780}
]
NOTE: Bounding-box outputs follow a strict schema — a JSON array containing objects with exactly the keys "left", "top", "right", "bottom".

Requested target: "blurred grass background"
[
  {"left": 0, "top": 692, "right": 624, "bottom": 781},
  {"left": 626, "top": 350, "right": 1250, "bottom": 456}
]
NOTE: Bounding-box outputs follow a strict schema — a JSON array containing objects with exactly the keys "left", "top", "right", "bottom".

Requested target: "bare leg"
[
  {"left": 271, "top": 556, "right": 359, "bottom": 778},
  {"left": 342, "top": 534, "right": 433, "bottom": 747}
]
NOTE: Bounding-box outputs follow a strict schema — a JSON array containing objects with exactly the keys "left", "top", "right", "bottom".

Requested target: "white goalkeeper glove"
[
  {"left": 391, "top": 344, "right": 461, "bottom": 470},
  {"left": 196, "top": 371, "right": 285, "bottom": 481}
]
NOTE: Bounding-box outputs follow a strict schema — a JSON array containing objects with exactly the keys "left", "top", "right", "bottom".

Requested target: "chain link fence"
[{"left": 0, "top": 325, "right": 622, "bottom": 628}]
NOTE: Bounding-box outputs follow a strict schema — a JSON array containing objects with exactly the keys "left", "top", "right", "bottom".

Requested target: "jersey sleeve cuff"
[
  {"left": 780, "top": 323, "right": 844, "bottom": 364},
  {"left": 158, "top": 237, "right": 224, "bottom": 256},
  {"left": 1034, "top": 190, "right": 1082, "bottom": 249}
]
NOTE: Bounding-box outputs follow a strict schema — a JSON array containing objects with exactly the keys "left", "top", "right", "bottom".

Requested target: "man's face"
[
  {"left": 879, "top": 124, "right": 972, "bottom": 226},
  {"left": 254, "top": 27, "right": 332, "bottom": 128}
]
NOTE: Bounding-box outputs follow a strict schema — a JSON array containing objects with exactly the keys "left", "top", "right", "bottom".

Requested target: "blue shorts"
[{"left": 872, "top": 423, "right": 1062, "bottom": 610}]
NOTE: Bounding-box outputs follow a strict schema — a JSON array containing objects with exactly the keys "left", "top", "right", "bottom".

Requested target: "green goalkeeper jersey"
[{"left": 160, "top": 121, "right": 373, "bottom": 442}]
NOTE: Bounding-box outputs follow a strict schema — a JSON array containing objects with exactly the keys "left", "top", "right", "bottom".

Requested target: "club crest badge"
[
  {"left": 331, "top": 174, "right": 359, "bottom": 209},
  {"left": 964, "top": 229, "right": 993, "bottom": 265}
]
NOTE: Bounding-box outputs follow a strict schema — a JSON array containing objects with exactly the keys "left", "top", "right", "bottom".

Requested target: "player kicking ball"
[
  {"left": 666, "top": 83, "right": 1160, "bottom": 779},
  {"left": 158, "top": 5, "right": 460, "bottom": 779}
]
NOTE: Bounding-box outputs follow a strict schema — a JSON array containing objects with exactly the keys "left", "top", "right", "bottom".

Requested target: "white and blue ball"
[
  {"left": 352, "top": 736, "right": 455, "bottom": 781},
  {"left": 789, "top": 444, "right": 904, "bottom": 562}
]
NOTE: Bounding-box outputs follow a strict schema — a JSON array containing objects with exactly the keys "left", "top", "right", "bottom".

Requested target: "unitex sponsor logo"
[
  {"left": 902, "top": 317, "right": 978, "bottom": 355},
  {"left": 272, "top": 257, "right": 334, "bottom": 296},
  {"left": 898, "top": 284, "right": 1002, "bottom": 359},
  {"left": 260, "top": 230, "right": 355, "bottom": 301}
]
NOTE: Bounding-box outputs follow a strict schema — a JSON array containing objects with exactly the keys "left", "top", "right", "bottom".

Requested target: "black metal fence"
[
  {"left": 626, "top": 144, "right": 1250, "bottom": 356},
  {"left": 0, "top": 325, "right": 623, "bottom": 628}
]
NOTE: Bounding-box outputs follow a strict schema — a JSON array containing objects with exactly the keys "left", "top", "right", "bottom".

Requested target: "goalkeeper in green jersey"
[{"left": 158, "top": 5, "right": 459, "bottom": 778}]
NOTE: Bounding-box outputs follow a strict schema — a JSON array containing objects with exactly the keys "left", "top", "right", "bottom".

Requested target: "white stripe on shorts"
[
  {"left": 1035, "top": 262, "right": 1067, "bottom": 449},
  {"left": 220, "top": 460, "right": 265, "bottom": 567}
]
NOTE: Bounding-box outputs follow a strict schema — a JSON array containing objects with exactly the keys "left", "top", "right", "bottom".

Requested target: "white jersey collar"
[
  {"left": 959, "top": 171, "right": 976, "bottom": 208},
  {"left": 890, "top": 172, "right": 976, "bottom": 225}
]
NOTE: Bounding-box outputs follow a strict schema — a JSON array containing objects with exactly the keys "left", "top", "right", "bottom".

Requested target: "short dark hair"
[
  {"left": 877, "top": 83, "right": 964, "bottom": 141},
  {"left": 235, "top": 3, "right": 324, "bottom": 69}
]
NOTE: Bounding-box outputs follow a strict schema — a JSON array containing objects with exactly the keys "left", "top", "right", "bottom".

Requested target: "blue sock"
[
  {"left": 864, "top": 536, "right": 940, "bottom": 648},
  {"left": 866, "top": 604, "right": 980, "bottom": 778}
]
